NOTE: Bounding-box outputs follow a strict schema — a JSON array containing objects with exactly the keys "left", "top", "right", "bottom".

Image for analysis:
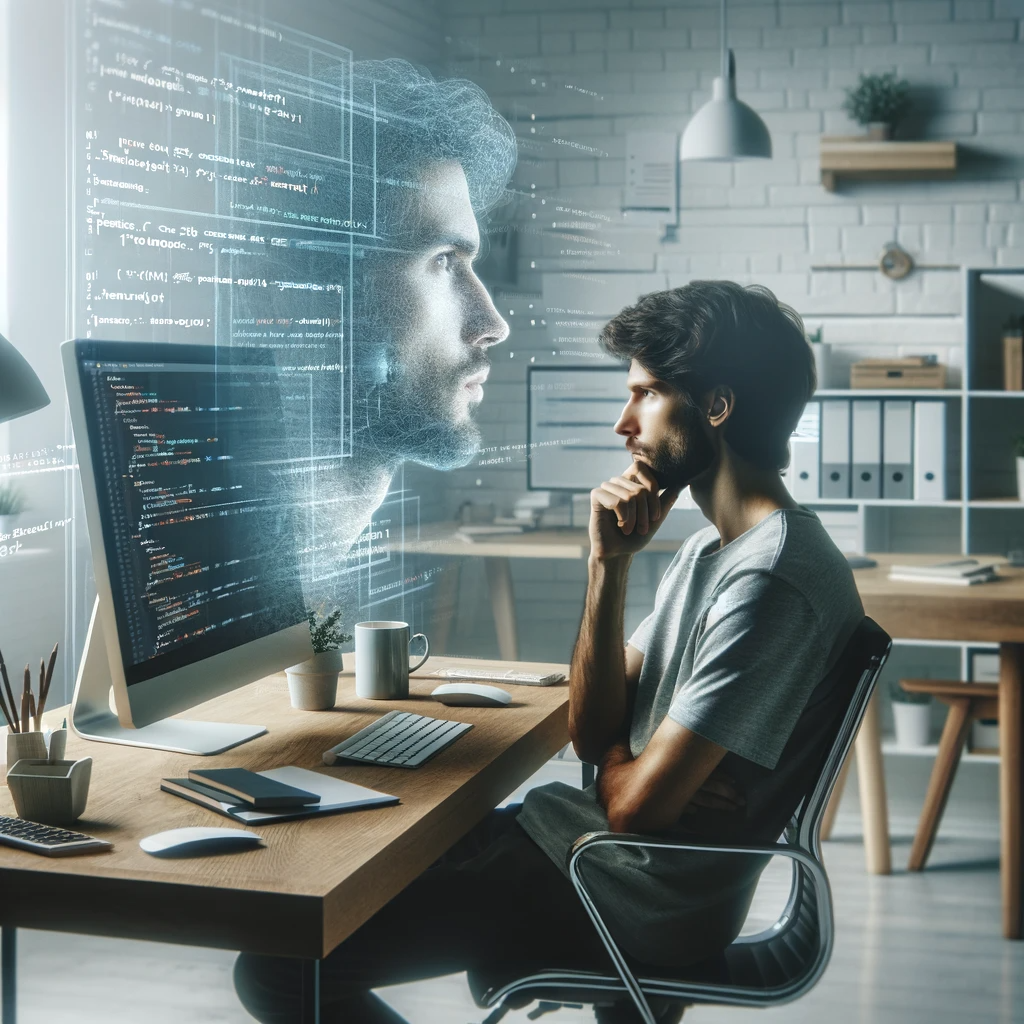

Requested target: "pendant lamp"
[
  {"left": 679, "top": 0, "right": 772, "bottom": 161},
  {"left": 0, "top": 333, "right": 50, "bottom": 424}
]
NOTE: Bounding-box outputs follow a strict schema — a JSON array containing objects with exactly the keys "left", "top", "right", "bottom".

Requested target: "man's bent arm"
[
  {"left": 568, "top": 558, "right": 640, "bottom": 765},
  {"left": 597, "top": 718, "right": 728, "bottom": 835}
]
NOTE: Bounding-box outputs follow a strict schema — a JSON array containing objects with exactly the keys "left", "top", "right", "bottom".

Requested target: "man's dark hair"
[
  {"left": 599, "top": 281, "right": 815, "bottom": 471},
  {"left": 355, "top": 59, "right": 517, "bottom": 223}
]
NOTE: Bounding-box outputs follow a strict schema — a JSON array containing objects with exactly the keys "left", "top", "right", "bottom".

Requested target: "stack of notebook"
[{"left": 888, "top": 558, "right": 1000, "bottom": 586}]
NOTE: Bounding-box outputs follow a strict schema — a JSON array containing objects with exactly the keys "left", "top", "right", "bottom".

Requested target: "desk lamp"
[{"left": 0, "top": 333, "right": 50, "bottom": 423}]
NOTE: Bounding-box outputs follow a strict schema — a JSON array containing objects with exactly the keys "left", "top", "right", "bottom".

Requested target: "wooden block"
[
  {"left": 1004, "top": 335, "right": 1023, "bottom": 392},
  {"left": 850, "top": 363, "right": 947, "bottom": 389}
]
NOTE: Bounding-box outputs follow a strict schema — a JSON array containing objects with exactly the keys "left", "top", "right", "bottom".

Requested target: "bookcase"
[
  {"left": 805, "top": 267, "right": 1024, "bottom": 756},
  {"left": 804, "top": 267, "right": 1024, "bottom": 560}
]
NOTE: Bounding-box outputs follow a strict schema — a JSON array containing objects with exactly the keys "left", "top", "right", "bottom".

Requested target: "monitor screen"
[
  {"left": 72, "top": 341, "right": 307, "bottom": 686},
  {"left": 527, "top": 366, "right": 629, "bottom": 491}
]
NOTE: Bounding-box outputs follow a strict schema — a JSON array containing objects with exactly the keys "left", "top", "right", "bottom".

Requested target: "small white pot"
[
  {"left": 285, "top": 649, "right": 343, "bottom": 711},
  {"left": 811, "top": 343, "right": 831, "bottom": 390},
  {"left": 893, "top": 702, "right": 931, "bottom": 748},
  {"left": 1016, "top": 456, "right": 1024, "bottom": 501}
]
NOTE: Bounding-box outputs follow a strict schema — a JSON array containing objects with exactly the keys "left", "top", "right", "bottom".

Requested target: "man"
[
  {"left": 234, "top": 281, "right": 864, "bottom": 1023},
  {"left": 288, "top": 60, "right": 513, "bottom": 574}
]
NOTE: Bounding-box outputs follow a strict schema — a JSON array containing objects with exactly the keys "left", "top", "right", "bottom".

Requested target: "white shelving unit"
[
  {"left": 808, "top": 270, "right": 1023, "bottom": 762},
  {"left": 805, "top": 268, "right": 1024, "bottom": 556}
]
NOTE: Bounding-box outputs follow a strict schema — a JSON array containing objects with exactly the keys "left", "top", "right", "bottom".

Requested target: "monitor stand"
[{"left": 70, "top": 599, "right": 267, "bottom": 756}]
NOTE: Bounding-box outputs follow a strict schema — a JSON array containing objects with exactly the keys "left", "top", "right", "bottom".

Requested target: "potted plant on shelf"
[
  {"left": 842, "top": 71, "right": 912, "bottom": 140},
  {"left": 891, "top": 682, "right": 931, "bottom": 749},
  {"left": 285, "top": 607, "right": 352, "bottom": 711},
  {"left": 807, "top": 325, "right": 829, "bottom": 390},
  {"left": 1015, "top": 436, "right": 1024, "bottom": 501},
  {"left": 0, "top": 484, "right": 25, "bottom": 538}
]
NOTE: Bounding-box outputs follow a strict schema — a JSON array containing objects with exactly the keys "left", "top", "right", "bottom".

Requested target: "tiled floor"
[{"left": 8, "top": 753, "right": 1021, "bottom": 1023}]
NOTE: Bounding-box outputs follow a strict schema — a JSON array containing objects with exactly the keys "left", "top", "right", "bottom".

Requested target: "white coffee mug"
[{"left": 355, "top": 621, "right": 430, "bottom": 700}]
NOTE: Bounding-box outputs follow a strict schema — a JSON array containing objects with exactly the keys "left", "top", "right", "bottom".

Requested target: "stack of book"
[{"left": 888, "top": 559, "right": 1000, "bottom": 586}]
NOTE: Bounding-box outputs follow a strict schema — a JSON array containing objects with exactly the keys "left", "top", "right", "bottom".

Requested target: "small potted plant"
[
  {"left": 891, "top": 682, "right": 931, "bottom": 748},
  {"left": 1015, "top": 436, "right": 1024, "bottom": 502},
  {"left": 807, "top": 325, "right": 829, "bottom": 390},
  {"left": 285, "top": 608, "right": 352, "bottom": 711},
  {"left": 842, "top": 71, "right": 912, "bottom": 140},
  {"left": 0, "top": 483, "right": 25, "bottom": 538}
]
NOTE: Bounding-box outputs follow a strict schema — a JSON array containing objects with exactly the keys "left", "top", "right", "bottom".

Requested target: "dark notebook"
[{"left": 187, "top": 767, "right": 319, "bottom": 808}]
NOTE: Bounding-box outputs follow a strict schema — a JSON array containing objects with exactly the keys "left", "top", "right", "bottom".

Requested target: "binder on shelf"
[
  {"left": 913, "top": 400, "right": 946, "bottom": 501},
  {"left": 882, "top": 400, "right": 913, "bottom": 500},
  {"left": 820, "top": 399, "right": 851, "bottom": 498},
  {"left": 788, "top": 401, "right": 820, "bottom": 501},
  {"left": 851, "top": 400, "right": 882, "bottom": 499}
]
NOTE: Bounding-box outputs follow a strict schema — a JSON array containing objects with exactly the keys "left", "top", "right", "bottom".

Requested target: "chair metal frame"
[{"left": 473, "top": 617, "right": 891, "bottom": 1024}]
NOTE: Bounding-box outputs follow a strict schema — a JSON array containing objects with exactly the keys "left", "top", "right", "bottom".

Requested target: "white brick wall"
[{"left": 411, "top": 0, "right": 1024, "bottom": 662}]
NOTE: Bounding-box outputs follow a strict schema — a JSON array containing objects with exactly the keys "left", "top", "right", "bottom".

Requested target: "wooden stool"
[{"left": 900, "top": 678, "right": 999, "bottom": 871}]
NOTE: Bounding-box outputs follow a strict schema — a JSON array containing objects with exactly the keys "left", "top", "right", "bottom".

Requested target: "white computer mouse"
[
  {"left": 140, "top": 826, "right": 263, "bottom": 857},
  {"left": 430, "top": 682, "right": 511, "bottom": 708}
]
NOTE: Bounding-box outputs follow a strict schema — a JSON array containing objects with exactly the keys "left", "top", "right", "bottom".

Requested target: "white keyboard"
[{"left": 435, "top": 668, "right": 565, "bottom": 687}]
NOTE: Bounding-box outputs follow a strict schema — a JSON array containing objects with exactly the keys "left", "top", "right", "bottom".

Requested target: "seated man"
[{"left": 234, "top": 281, "right": 864, "bottom": 1023}]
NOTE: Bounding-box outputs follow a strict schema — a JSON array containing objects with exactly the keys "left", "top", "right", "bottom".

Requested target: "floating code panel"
[{"left": 73, "top": 0, "right": 375, "bottom": 459}]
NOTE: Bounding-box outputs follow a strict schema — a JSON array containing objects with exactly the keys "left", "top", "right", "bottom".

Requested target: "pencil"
[
  {"left": 21, "top": 664, "right": 30, "bottom": 734},
  {"left": 33, "top": 658, "right": 44, "bottom": 730},
  {"left": 0, "top": 651, "right": 18, "bottom": 733},
  {"left": 0, "top": 684, "right": 15, "bottom": 733},
  {"left": 39, "top": 643, "right": 58, "bottom": 719},
  {"left": 28, "top": 691, "right": 36, "bottom": 731}
]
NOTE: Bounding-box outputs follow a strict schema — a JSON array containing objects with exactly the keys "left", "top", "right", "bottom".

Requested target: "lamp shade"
[
  {"left": 0, "top": 333, "right": 50, "bottom": 424},
  {"left": 680, "top": 50, "right": 772, "bottom": 162}
]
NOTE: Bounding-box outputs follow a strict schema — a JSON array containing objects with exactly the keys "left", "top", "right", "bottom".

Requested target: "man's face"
[
  {"left": 367, "top": 161, "right": 509, "bottom": 469},
  {"left": 613, "top": 360, "right": 716, "bottom": 490}
]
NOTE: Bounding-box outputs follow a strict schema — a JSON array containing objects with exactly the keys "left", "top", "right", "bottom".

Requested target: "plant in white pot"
[
  {"left": 1015, "top": 435, "right": 1024, "bottom": 501},
  {"left": 842, "top": 71, "right": 912, "bottom": 140},
  {"left": 807, "top": 325, "right": 829, "bottom": 390},
  {"left": 285, "top": 608, "right": 352, "bottom": 711},
  {"left": 891, "top": 682, "right": 931, "bottom": 749}
]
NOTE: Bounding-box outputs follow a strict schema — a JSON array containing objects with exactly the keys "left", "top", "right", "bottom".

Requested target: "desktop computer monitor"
[{"left": 63, "top": 340, "right": 313, "bottom": 754}]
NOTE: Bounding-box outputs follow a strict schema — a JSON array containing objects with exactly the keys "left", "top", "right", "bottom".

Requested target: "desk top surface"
[
  {"left": 0, "top": 656, "right": 570, "bottom": 959},
  {"left": 399, "top": 523, "right": 680, "bottom": 559},
  {"left": 852, "top": 553, "right": 1024, "bottom": 643}
]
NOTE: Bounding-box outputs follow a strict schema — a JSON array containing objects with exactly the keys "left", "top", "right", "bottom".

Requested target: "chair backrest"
[{"left": 791, "top": 615, "right": 892, "bottom": 856}]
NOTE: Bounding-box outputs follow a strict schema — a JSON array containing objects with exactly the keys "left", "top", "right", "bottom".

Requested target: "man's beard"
[
  {"left": 627, "top": 401, "right": 716, "bottom": 490},
  {"left": 359, "top": 354, "right": 488, "bottom": 471}
]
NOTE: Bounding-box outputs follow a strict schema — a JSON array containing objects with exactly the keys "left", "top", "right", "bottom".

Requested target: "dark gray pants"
[{"left": 234, "top": 805, "right": 620, "bottom": 1023}]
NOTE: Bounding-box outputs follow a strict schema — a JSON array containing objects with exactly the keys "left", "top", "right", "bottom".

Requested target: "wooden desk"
[
  {"left": 0, "top": 655, "right": 570, "bottom": 1022},
  {"left": 401, "top": 525, "right": 679, "bottom": 660},
  {"left": 852, "top": 554, "right": 1024, "bottom": 939}
]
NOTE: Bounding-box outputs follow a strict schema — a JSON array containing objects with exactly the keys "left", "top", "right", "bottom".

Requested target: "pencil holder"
[
  {"left": 6, "top": 757, "right": 92, "bottom": 826},
  {"left": 6, "top": 730, "right": 47, "bottom": 769}
]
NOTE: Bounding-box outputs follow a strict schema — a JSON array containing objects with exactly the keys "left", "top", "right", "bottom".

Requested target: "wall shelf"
[
  {"left": 819, "top": 137, "right": 957, "bottom": 191},
  {"left": 814, "top": 388, "right": 961, "bottom": 398}
]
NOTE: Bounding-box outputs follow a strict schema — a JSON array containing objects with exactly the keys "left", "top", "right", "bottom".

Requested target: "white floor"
[{"left": 8, "top": 753, "right": 1022, "bottom": 1023}]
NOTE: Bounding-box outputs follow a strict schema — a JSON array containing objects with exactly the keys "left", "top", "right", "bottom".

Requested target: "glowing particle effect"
[{"left": 476, "top": 479, "right": 482, "bottom": 486}]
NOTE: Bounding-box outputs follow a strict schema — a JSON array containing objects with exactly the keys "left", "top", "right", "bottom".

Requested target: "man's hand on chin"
[{"left": 589, "top": 460, "right": 682, "bottom": 563}]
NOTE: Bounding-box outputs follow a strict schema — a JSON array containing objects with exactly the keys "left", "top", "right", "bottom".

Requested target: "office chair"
[{"left": 469, "top": 617, "right": 892, "bottom": 1024}]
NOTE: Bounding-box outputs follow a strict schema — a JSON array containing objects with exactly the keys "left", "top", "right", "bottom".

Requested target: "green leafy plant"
[
  {"left": 307, "top": 607, "right": 352, "bottom": 654},
  {"left": 1013, "top": 435, "right": 1024, "bottom": 459},
  {"left": 0, "top": 484, "right": 26, "bottom": 517},
  {"left": 843, "top": 72, "right": 912, "bottom": 130},
  {"left": 807, "top": 326, "right": 824, "bottom": 345},
  {"left": 890, "top": 681, "right": 931, "bottom": 705}
]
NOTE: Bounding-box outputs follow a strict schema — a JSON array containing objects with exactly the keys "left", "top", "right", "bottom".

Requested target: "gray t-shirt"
[{"left": 517, "top": 508, "right": 864, "bottom": 967}]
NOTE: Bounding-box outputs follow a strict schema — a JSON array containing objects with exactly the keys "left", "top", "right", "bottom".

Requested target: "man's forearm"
[{"left": 568, "top": 557, "right": 632, "bottom": 764}]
